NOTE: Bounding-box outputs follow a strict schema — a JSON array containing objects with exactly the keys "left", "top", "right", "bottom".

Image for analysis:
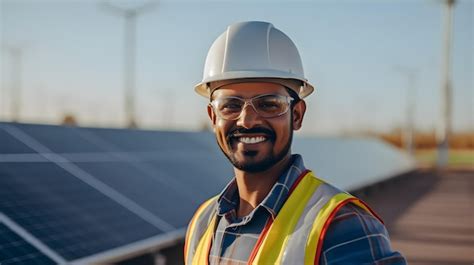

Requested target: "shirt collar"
[{"left": 216, "top": 154, "right": 307, "bottom": 219}]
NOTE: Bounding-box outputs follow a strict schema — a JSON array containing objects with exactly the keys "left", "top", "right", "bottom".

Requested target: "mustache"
[{"left": 226, "top": 127, "right": 276, "bottom": 141}]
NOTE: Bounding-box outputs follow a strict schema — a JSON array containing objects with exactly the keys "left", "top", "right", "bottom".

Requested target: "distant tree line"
[{"left": 378, "top": 130, "right": 474, "bottom": 149}]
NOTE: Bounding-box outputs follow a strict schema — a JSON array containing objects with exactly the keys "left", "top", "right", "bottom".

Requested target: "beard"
[{"left": 217, "top": 125, "right": 293, "bottom": 173}]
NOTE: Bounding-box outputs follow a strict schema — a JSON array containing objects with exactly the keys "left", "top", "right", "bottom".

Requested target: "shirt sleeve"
[{"left": 319, "top": 203, "right": 407, "bottom": 265}]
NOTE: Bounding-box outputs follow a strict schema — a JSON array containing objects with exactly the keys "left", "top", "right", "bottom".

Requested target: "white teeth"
[{"left": 239, "top": 136, "right": 266, "bottom": 144}]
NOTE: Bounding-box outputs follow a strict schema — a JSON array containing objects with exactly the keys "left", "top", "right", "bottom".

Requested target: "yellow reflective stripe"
[
  {"left": 253, "top": 172, "right": 323, "bottom": 265},
  {"left": 304, "top": 193, "right": 354, "bottom": 265},
  {"left": 192, "top": 215, "right": 217, "bottom": 265},
  {"left": 185, "top": 196, "right": 217, "bottom": 264}
]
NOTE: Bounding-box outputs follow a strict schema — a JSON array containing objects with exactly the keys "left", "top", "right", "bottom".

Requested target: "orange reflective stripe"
[{"left": 247, "top": 217, "right": 273, "bottom": 264}]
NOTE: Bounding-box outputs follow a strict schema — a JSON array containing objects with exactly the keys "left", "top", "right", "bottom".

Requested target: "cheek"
[
  {"left": 215, "top": 120, "right": 232, "bottom": 149},
  {"left": 215, "top": 119, "right": 227, "bottom": 128},
  {"left": 272, "top": 117, "right": 292, "bottom": 147}
]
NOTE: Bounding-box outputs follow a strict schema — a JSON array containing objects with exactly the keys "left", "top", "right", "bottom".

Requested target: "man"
[{"left": 185, "top": 21, "right": 406, "bottom": 265}]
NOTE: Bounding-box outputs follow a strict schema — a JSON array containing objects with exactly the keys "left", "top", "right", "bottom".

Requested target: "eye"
[
  {"left": 259, "top": 102, "right": 278, "bottom": 109},
  {"left": 257, "top": 99, "right": 280, "bottom": 110},
  {"left": 222, "top": 102, "right": 241, "bottom": 109},
  {"left": 219, "top": 99, "right": 243, "bottom": 112}
]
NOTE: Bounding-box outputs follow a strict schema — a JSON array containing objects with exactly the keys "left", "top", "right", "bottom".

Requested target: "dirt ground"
[{"left": 360, "top": 168, "right": 474, "bottom": 265}]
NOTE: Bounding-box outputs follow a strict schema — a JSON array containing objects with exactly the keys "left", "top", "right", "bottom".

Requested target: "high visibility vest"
[{"left": 184, "top": 170, "right": 382, "bottom": 265}]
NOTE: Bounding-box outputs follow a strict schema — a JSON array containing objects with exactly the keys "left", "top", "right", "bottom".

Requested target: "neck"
[{"left": 234, "top": 154, "right": 292, "bottom": 218}]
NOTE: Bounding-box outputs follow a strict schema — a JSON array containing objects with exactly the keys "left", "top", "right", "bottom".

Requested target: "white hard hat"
[{"left": 195, "top": 21, "right": 314, "bottom": 98}]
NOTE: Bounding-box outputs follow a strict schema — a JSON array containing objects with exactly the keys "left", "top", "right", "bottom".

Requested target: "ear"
[
  {"left": 292, "top": 100, "right": 306, "bottom": 131},
  {"left": 207, "top": 104, "right": 217, "bottom": 127}
]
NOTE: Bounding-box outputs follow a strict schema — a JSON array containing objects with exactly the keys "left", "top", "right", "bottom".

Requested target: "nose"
[{"left": 236, "top": 103, "right": 263, "bottom": 129}]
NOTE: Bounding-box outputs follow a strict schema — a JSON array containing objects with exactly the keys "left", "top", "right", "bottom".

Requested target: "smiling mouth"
[
  {"left": 237, "top": 136, "right": 267, "bottom": 144},
  {"left": 227, "top": 127, "right": 275, "bottom": 147}
]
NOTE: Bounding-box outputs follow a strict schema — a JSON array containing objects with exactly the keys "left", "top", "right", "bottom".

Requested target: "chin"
[
  {"left": 233, "top": 161, "right": 275, "bottom": 173},
  {"left": 229, "top": 152, "right": 279, "bottom": 173}
]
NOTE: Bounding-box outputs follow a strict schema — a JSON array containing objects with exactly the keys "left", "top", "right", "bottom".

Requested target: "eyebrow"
[{"left": 213, "top": 93, "right": 288, "bottom": 100}]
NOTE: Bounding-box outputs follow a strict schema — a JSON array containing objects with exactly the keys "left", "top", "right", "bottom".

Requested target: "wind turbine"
[{"left": 100, "top": 1, "right": 157, "bottom": 128}]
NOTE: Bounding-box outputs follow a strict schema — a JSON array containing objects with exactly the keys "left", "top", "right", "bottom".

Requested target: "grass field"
[{"left": 415, "top": 149, "right": 474, "bottom": 167}]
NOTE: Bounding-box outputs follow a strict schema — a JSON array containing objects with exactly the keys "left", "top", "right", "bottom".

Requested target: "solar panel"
[
  {"left": 293, "top": 137, "right": 415, "bottom": 191},
  {"left": 0, "top": 222, "right": 55, "bottom": 265},
  {"left": 0, "top": 129, "right": 36, "bottom": 154},
  {"left": 71, "top": 130, "right": 233, "bottom": 228},
  {"left": 146, "top": 157, "right": 232, "bottom": 201},
  {"left": 13, "top": 124, "right": 109, "bottom": 153},
  {"left": 86, "top": 128, "right": 207, "bottom": 152},
  {"left": 0, "top": 122, "right": 234, "bottom": 262},
  {"left": 0, "top": 162, "right": 162, "bottom": 260},
  {"left": 76, "top": 161, "right": 202, "bottom": 228}
]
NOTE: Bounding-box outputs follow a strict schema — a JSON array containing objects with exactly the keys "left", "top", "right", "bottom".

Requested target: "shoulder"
[
  {"left": 190, "top": 196, "right": 219, "bottom": 227},
  {"left": 186, "top": 196, "right": 218, "bottom": 237},
  {"left": 320, "top": 202, "right": 407, "bottom": 265},
  {"left": 184, "top": 197, "right": 219, "bottom": 263},
  {"left": 185, "top": 197, "right": 218, "bottom": 245}
]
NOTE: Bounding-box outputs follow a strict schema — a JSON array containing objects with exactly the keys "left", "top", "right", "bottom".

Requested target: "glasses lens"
[
  {"left": 212, "top": 94, "right": 291, "bottom": 120},
  {"left": 253, "top": 95, "right": 290, "bottom": 117},
  {"left": 214, "top": 97, "right": 244, "bottom": 120}
]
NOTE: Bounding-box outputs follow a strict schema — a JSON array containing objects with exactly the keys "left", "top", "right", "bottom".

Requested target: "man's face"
[{"left": 207, "top": 82, "right": 306, "bottom": 173}]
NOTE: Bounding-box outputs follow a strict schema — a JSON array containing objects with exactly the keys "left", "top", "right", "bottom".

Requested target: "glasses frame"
[{"left": 210, "top": 93, "right": 294, "bottom": 121}]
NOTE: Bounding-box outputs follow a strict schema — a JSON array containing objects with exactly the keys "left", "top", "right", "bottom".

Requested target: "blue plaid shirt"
[{"left": 209, "top": 154, "right": 406, "bottom": 265}]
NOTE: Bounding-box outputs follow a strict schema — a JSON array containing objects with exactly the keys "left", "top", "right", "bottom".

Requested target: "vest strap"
[
  {"left": 252, "top": 171, "right": 323, "bottom": 264},
  {"left": 192, "top": 215, "right": 217, "bottom": 265},
  {"left": 184, "top": 196, "right": 217, "bottom": 264}
]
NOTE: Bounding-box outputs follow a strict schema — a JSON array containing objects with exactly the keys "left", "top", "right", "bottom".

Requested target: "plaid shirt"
[{"left": 209, "top": 154, "right": 406, "bottom": 265}]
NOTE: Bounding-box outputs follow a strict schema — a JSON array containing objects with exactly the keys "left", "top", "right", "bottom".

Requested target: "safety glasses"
[{"left": 210, "top": 94, "right": 294, "bottom": 120}]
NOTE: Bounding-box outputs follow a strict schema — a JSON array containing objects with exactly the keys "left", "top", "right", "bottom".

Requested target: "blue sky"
[{"left": 0, "top": 0, "right": 472, "bottom": 135}]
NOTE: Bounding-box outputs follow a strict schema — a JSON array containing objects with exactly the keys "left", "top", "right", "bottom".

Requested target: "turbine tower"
[
  {"left": 395, "top": 66, "right": 418, "bottom": 156},
  {"left": 100, "top": 1, "right": 157, "bottom": 128},
  {"left": 4, "top": 46, "right": 24, "bottom": 122},
  {"left": 437, "top": 0, "right": 455, "bottom": 167}
]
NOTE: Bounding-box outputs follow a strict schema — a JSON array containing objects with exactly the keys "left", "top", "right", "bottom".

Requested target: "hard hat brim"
[{"left": 195, "top": 71, "right": 315, "bottom": 99}]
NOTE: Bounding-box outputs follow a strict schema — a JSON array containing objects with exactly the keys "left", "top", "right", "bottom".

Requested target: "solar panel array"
[
  {"left": 0, "top": 122, "right": 233, "bottom": 263},
  {"left": 0, "top": 122, "right": 415, "bottom": 263}
]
